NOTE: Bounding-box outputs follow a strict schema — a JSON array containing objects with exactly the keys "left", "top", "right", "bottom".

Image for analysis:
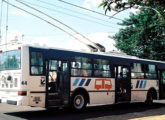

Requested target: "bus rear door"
[
  {"left": 46, "top": 60, "right": 69, "bottom": 107},
  {"left": 159, "top": 70, "right": 165, "bottom": 99},
  {"left": 115, "top": 65, "right": 131, "bottom": 103}
]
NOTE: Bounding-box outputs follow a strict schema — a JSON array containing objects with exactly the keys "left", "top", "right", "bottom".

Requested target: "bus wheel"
[
  {"left": 72, "top": 92, "right": 87, "bottom": 111},
  {"left": 146, "top": 91, "right": 153, "bottom": 105}
]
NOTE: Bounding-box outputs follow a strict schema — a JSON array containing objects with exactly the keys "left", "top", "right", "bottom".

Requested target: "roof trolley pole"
[
  {"left": 95, "top": 43, "right": 105, "bottom": 52},
  {"left": 87, "top": 45, "right": 98, "bottom": 52},
  {"left": 16, "top": 0, "right": 105, "bottom": 52},
  {"left": 3, "top": 0, "right": 98, "bottom": 52}
]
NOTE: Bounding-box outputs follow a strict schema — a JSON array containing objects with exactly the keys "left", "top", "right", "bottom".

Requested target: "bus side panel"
[
  {"left": 22, "top": 46, "right": 46, "bottom": 107},
  {"left": 71, "top": 77, "right": 115, "bottom": 105},
  {"left": 28, "top": 76, "right": 46, "bottom": 108},
  {"left": 29, "top": 93, "right": 46, "bottom": 107},
  {"left": 131, "top": 79, "right": 159, "bottom": 102}
]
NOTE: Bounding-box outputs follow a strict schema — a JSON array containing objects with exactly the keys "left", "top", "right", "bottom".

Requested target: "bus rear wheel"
[{"left": 72, "top": 92, "right": 87, "bottom": 111}]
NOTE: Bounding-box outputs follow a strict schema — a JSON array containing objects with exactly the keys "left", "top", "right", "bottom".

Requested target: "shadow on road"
[{"left": 5, "top": 102, "right": 165, "bottom": 120}]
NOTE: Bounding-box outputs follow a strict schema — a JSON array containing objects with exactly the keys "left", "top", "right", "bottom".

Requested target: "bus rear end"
[{"left": 0, "top": 46, "right": 28, "bottom": 106}]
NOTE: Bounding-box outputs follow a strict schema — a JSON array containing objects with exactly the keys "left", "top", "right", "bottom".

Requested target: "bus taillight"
[
  {"left": 0, "top": 50, "right": 2, "bottom": 53},
  {"left": 18, "top": 47, "right": 21, "bottom": 50},
  {"left": 18, "top": 91, "right": 27, "bottom": 96}
]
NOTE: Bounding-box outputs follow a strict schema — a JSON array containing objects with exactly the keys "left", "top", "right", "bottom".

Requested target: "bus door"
[
  {"left": 159, "top": 70, "right": 165, "bottom": 99},
  {"left": 46, "top": 60, "right": 69, "bottom": 107},
  {"left": 115, "top": 65, "right": 131, "bottom": 103}
]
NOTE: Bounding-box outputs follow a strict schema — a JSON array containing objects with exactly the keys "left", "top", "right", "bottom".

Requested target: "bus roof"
[{"left": 24, "top": 44, "right": 165, "bottom": 68}]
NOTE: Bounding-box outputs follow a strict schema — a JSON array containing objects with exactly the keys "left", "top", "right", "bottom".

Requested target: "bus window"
[
  {"left": 82, "top": 57, "right": 92, "bottom": 77},
  {"left": 94, "top": 59, "right": 111, "bottom": 77},
  {"left": 71, "top": 57, "right": 81, "bottom": 76},
  {"left": 162, "top": 72, "right": 165, "bottom": 85},
  {"left": 0, "top": 50, "right": 21, "bottom": 71},
  {"left": 131, "top": 63, "right": 145, "bottom": 79},
  {"left": 63, "top": 62, "right": 68, "bottom": 73},
  {"left": 30, "top": 52, "right": 44, "bottom": 75},
  {"left": 145, "top": 64, "right": 157, "bottom": 79},
  {"left": 117, "top": 66, "right": 129, "bottom": 78},
  {"left": 49, "top": 60, "right": 61, "bottom": 71},
  {"left": 122, "top": 67, "right": 128, "bottom": 78},
  {"left": 71, "top": 57, "right": 92, "bottom": 77}
]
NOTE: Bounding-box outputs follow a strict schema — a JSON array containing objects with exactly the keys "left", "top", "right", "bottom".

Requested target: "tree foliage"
[
  {"left": 99, "top": 0, "right": 165, "bottom": 14},
  {"left": 114, "top": 7, "right": 165, "bottom": 60}
]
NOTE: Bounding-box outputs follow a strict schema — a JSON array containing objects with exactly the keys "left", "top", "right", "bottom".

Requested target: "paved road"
[{"left": 1, "top": 101, "right": 165, "bottom": 120}]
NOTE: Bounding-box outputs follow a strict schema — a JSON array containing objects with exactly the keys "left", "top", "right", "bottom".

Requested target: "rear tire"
[{"left": 72, "top": 92, "right": 87, "bottom": 111}]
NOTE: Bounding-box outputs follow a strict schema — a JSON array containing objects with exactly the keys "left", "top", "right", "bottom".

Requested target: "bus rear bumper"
[{"left": 0, "top": 96, "right": 29, "bottom": 106}]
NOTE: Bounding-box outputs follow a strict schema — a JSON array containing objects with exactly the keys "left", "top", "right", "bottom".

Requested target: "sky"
[{"left": 0, "top": 0, "right": 133, "bottom": 52}]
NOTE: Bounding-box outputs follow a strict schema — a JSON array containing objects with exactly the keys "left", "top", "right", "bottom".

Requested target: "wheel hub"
[
  {"left": 76, "top": 98, "right": 81, "bottom": 105},
  {"left": 74, "top": 94, "right": 85, "bottom": 109}
]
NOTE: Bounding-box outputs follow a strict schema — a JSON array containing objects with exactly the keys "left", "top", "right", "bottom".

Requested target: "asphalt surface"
[{"left": 1, "top": 101, "right": 165, "bottom": 120}]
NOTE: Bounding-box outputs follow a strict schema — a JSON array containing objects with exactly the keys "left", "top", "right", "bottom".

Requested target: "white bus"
[{"left": 0, "top": 44, "right": 165, "bottom": 110}]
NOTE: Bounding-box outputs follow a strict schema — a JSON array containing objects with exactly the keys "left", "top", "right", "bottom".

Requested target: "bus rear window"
[
  {"left": 0, "top": 50, "right": 21, "bottom": 71},
  {"left": 30, "top": 52, "right": 44, "bottom": 75}
]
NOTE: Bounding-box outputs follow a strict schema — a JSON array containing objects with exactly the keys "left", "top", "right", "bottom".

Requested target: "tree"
[
  {"left": 99, "top": 0, "right": 165, "bottom": 14},
  {"left": 113, "top": 7, "right": 165, "bottom": 60}
]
